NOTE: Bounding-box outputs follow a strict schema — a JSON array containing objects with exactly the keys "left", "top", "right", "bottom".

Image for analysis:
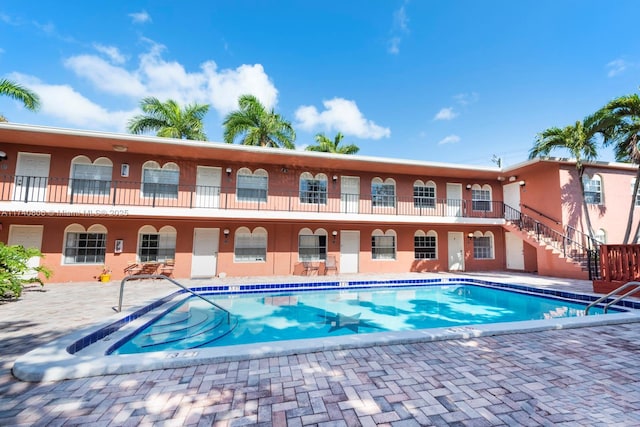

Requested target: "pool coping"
[{"left": 13, "top": 277, "right": 640, "bottom": 382}]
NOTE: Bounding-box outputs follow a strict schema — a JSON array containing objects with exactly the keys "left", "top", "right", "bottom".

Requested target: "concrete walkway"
[{"left": 1, "top": 272, "right": 640, "bottom": 426}]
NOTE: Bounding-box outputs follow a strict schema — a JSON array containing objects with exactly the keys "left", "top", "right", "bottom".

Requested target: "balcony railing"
[{"left": 0, "top": 175, "right": 505, "bottom": 219}]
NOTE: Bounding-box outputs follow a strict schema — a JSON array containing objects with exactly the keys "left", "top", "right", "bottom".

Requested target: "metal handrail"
[
  {"left": 115, "top": 274, "right": 231, "bottom": 323},
  {"left": 585, "top": 281, "right": 640, "bottom": 315}
]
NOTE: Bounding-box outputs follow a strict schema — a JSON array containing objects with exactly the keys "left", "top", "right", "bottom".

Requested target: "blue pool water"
[{"left": 112, "top": 283, "right": 605, "bottom": 355}]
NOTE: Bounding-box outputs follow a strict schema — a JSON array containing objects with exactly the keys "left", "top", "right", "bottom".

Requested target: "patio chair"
[
  {"left": 160, "top": 259, "right": 175, "bottom": 276},
  {"left": 302, "top": 261, "right": 319, "bottom": 276},
  {"left": 324, "top": 255, "right": 337, "bottom": 275},
  {"left": 124, "top": 262, "right": 142, "bottom": 276}
]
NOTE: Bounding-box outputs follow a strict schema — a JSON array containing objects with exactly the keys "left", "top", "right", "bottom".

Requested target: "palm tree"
[
  {"left": 529, "top": 115, "right": 602, "bottom": 239},
  {"left": 223, "top": 94, "right": 296, "bottom": 149},
  {"left": 127, "top": 97, "right": 209, "bottom": 140},
  {"left": 306, "top": 132, "right": 360, "bottom": 154},
  {"left": 0, "top": 78, "right": 41, "bottom": 122},
  {"left": 597, "top": 93, "right": 640, "bottom": 243}
]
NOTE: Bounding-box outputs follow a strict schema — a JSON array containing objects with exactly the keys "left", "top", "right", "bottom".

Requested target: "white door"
[
  {"left": 341, "top": 176, "right": 360, "bottom": 213},
  {"left": 505, "top": 232, "right": 525, "bottom": 270},
  {"left": 191, "top": 228, "right": 219, "bottom": 278},
  {"left": 448, "top": 231, "right": 465, "bottom": 271},
  {"left": 340, "top": 230, "right": 359, "bottom": 273},
  {"left": 446, "top": 183, "right": 463, "bottom": 217},
  {"left": 503, "top": 182, "right": 521, "bottom": 220},
  {"left": 8, "top": 225, "right": 44, "bottom": 276},
  {"left": 14, "top": 153, "right": 51, "bottom": 202},
  {"left": 195, "top": 166, "right": 221, "bottom": 208}
]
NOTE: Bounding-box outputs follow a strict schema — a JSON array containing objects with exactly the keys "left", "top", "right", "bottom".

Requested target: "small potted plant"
[{"left": 99, "top": 266, "right": 112, "bottom": 283}]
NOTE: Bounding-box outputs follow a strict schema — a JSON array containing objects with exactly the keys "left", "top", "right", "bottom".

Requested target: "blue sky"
[{"left": 1, "top": 1, "right": 639, "bottom": 167}]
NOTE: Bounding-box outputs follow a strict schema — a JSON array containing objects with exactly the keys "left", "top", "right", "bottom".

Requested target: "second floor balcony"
[{"left": 0, "top": 175, "right": 506, "bottom": 222}]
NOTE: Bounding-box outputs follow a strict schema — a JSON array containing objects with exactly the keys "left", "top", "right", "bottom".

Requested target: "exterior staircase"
[{"left": 502, "top": 205, "right": 598, "bottom": 280}]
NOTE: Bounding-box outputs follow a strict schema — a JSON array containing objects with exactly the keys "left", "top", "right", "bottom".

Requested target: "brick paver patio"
[{"left": 1, "top": 274, "right": 640, "bottom": 426}]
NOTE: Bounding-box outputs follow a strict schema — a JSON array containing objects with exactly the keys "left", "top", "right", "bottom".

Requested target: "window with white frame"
[
  {"left": 472, "top": 231, "right": 494, "bottom": 259},
  {"left": 63, "top": 224, "right": 107, "bottom": 264},
  {"left": 234, "top": 227, "right": 267, "bottom": 262},
  {"left": 372, "top": 229, "right": 396, "bottom": 260},
  {"left": 138, "top": 225, "right": 176, "bottom": 262},
  {"left": 632, "top": 179, "right": 640, "bottom": 206},
  {"left": 471, "top": 184, "right": 492, "bottom": 211},
  {"left": 298, "top": 228, "right": 328, "bottom": 261},
  {"left": 299, "top": 172, "right": 328, "bottom": 204},
  {"left": 372, "top": 178, "right": 396, "bottom": 208},
  {"left": 237, "top": 168, "right": 268, "bottom": 202},
  {"left": 414, "top": 180, "right": 436, "bottom": 208},
  {"left": 142, "top": 161, "right": 179, "bottom": 198},
  {"left": 414, "top": 230, "right": 437, "bottom": 259},
  {"left": 70, "top": 156, "right": 112, "bottom": 196},
  {"left": 595, "top": 228, "right": 607, "bottom": 244},
  {"left": 583, "top": 174, "right": 602, "bottom": 205}
]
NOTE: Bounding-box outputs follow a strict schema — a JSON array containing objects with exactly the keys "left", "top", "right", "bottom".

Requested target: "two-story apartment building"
[{"left": 0, "top": 123, "right": 637, "bottom": 282}]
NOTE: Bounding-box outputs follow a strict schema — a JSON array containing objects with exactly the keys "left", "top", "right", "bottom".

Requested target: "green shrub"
[{"left": 0, "top": 243, "right": 51, "bottom": 299}]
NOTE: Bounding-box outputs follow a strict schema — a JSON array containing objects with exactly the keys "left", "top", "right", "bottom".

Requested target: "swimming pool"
[
  {"left": 112, "top": 283, "right": 605, "bottom": 355},
  {"left": 13, "top": 276, "right": 640, "bottom": 382}
]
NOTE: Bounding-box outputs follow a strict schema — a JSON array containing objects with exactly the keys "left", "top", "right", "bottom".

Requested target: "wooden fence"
[{"left": 593, "top": 244, "right": 640, "bottom": 293}]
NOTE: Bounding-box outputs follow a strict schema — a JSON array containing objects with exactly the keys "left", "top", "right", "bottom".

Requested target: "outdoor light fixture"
[
  {"left": 332, "top": 230, "right": 338, "bottom": 243},
  {"left": 467, "top": 232, "right": 475, "bottom": 240},
  {"left": 0, "top": 151, "right": 6, "bottom": 160},
  {"left": 519, "top": 180, "right": 526, "bottom": 187},
  {"left": 223, "top": 229, "right": 230, "bottom": 242},
  {"left": 332, "top": 175, "right": 338, "bottom": 182},
  {"left": 225, "top": 167, "right": 232, "bottom": 177},
  {"left": 466, "top": 184, "right": 472, "bottom": 190}
]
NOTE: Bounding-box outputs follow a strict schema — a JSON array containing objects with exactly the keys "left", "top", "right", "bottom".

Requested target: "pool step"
[{"left": 126, "top": 301, "right": 237, "bottom": 352}]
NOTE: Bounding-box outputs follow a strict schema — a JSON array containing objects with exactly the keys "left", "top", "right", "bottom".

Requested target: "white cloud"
[
  {"left": 10, "top": 73, "right": 134, "bottom": 131},
  {"left": 394, "top": 5, "right": 409, "bottom": 32},
  {"left": 434, "top": 107, "right": 458, "bottom": 121},
  {"left": 438, "top": 135, "right": 460, "bottom": 145},
  {"left": 295, "top": 98, "right": 390, "bottom": 139},
  {"left": 62, "top": 40, "right": 278, "bottom": 116},
  {"left": 607, "top": 59, "right": 627, "bottom": 77},
  {"left": 64, "top": 55, "right": 146, "bottom": 97},
  {"left": 387, "top": 3, "right": 409, "bottom": 55},
  {"left": 387, "top": 37, "right": 401, "bottom": 55},
  {"left": 202, "top": 62, "right": 278, "bottom": 114},
  {"left": 129, "top": 11, "right": 151, "bottom": 24},
  {"left": 93, "top": 44, "right": 126, "bottom": 64},
  {"left": 454, "top": 92, "right": 479, "bottom": 106}
]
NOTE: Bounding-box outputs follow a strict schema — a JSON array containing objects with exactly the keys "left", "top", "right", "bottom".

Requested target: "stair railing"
[
  {"left": 115, "top": 274, "right": 231, "bottom": 324},
  {"left": 503, "top": 204, "right": 594, "bottom": 264}
]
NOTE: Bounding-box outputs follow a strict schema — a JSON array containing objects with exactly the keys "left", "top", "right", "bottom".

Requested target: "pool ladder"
[
  {"left": 115, "top": 274, "right": 232, "bottom": 324},
  {"left": 585, "top": 281, "right": 640, "bottom": 315}
]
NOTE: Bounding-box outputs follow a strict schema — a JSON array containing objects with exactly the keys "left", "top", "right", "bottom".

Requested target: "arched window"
[
  {"left": 413, "top": 180, "right": 436, "bottom": 209},
  {"left": 372, "top": 177, "right": 396, "bottom": 208},
  {"left": 138, "top": 225, "right": 177, "bottom": 262},
  {"left": 237, "top": 168, "right": 268, "bottom": 202},
  {"left": 298, "top": 227, "right": 328, "bottom": 261},
  {"left": 595, "top": 228, "right": 607, "bottom": 244},
  {"left": 472, "top": 231, "right": 494, "bottom": 259},
  {"left": 632, "top": 178, "right": 640, "bottom": 206},
  {"left": 583, "top": 174, "right": 602, "bottom": 205},
  {"left": 414, "top": 230, "right": 437, "bottom": 259},
  {"left": 372, "top": 229, "right": 396, "bottom": 260},
  {"left": 299, "top": 172, "right": 328, "bottom": 204},
  {"left": 234, "top": 227, "right": 268, "bottom": 262},
  {"left": 142, "top": 161, "right": 180, "bottom": 198},
  {"left": 63, "top": 223, "right": 107, "bottom": 264},
  {"left": 70, "top": 156, "right": 112, "bottom": 197},
  {"left": 471, "top": 184, "right": 492, "bottom": 211}
]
